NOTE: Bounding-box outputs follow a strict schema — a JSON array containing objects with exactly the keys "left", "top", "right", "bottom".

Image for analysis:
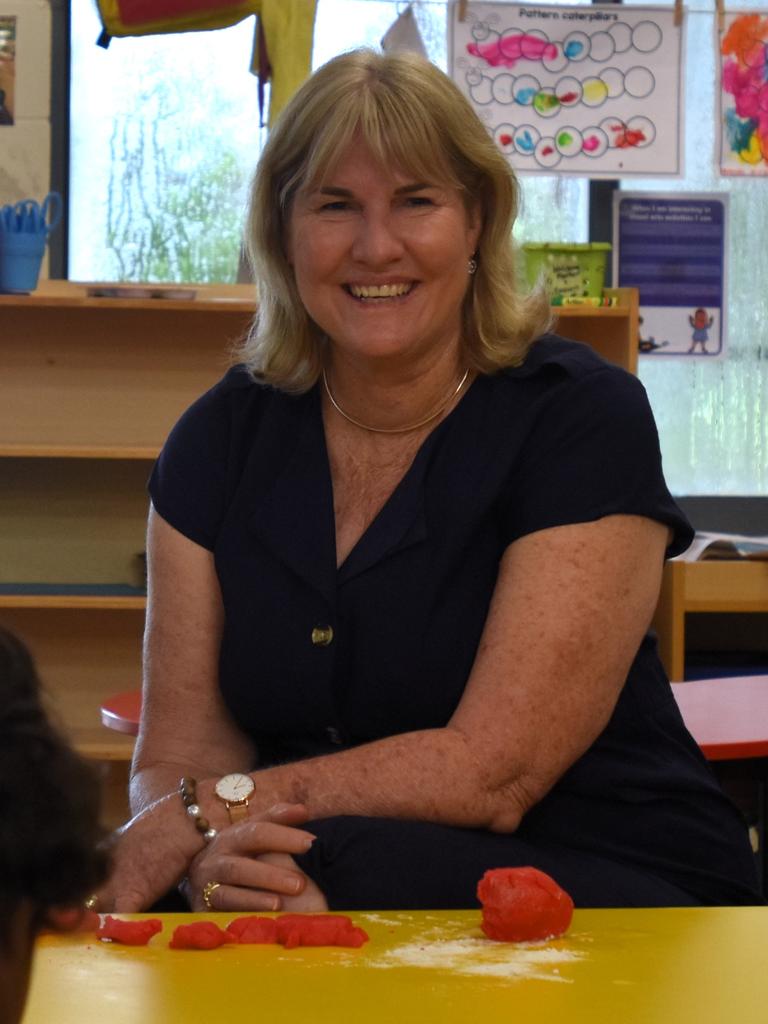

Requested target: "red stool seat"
[{"left": 100, "top": 690, "right": 141, "bottom": 736}]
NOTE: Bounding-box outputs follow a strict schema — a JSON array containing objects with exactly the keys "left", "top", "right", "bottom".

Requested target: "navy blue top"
[{"left": 149, "top": 336, "right": 760, "bottom": 904}]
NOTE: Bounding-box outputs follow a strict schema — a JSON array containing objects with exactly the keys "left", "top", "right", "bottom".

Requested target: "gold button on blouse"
[{"left": 311, "top": 625, "right": 334, "bottom": 646}]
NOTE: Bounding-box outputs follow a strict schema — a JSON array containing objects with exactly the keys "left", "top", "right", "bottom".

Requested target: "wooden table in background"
[
  {"left": 653, "top": 560, "right": 768, "bottom": 682},
  {"left": 24, "top": 908, "right": 768, "bottom": 1023}
]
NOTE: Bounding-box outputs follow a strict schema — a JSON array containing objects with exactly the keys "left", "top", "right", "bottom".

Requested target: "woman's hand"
[
  {"left": 183, "top": 803, "right": 327, "bottom": 912},
  {"left": 95, "top": 791, "right": 203, "bottom": 913}
]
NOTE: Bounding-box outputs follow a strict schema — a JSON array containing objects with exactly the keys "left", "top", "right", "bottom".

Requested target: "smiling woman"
[{"left": 97, "top": 49, "right": 761, "bottom": 918}]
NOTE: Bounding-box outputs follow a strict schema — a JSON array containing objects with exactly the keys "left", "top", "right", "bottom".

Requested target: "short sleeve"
[
  {"left": 148, "top": 369, "right": 245, "bottom": 550},
  {"left": 500, "top": 366, "right": 693, "bottom": 557}
]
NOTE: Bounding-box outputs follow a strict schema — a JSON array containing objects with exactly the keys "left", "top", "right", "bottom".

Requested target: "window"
[
  {"left": 68, "top": 0, "right": 586, "bottom": 283},
  {"left": 66, "top": 1, "right": 764, "bottom": 496},
  {"left": 69, "top": 8, "right": 261, "bottom": 283}
]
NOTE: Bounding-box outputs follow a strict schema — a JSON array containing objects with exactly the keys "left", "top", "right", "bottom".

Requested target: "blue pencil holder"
[{"left": 0, "top": 230, "right": 47, "bottom": 292}]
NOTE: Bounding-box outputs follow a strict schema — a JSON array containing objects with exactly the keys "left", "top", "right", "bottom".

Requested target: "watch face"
[{"left": 215, "top": 772, "right": 255, "bottom": 803}]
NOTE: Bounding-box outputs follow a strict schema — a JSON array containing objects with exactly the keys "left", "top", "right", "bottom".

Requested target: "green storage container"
[{"left": 522, "top": 242, "right": 611, "bottom": 299}]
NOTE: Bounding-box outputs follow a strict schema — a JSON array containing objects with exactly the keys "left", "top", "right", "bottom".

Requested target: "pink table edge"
[{"left": 671, "top": 675, "right": 768, "bottom": 761}]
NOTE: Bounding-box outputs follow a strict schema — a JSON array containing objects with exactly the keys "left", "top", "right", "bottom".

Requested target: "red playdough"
[
  {"left": 96, "top": 916, "right": 163, "bottom": 946},
  {"left": 169, "top": 921, "right": 230, "bottom": 950},
  {"left": 225, "top": 916, "right": 279, "bottom": 944},
  {"left": 477, "top": 867, "right": 574, "bottom": 942},
  {"left": 275, "top": 914, "right": 369, "bottom": 949}
]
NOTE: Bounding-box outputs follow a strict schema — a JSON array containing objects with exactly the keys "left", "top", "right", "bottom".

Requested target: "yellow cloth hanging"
[
  {"left": 257, "top": 1, "right": 316, "bottom": 125},
  {"left": 95, "top": 0, "right": 316, "bottom": 124}
]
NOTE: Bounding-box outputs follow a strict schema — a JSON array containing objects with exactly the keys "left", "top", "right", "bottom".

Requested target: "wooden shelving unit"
[
  {"left": 1, "top": 281, "right": 253, "bottom": 790},
  {"left": 1, "top": 280, "right": 639, "bottom": 824},
  {"left": 551, "top": 287, "right": 639, "bottom": 375},
  {"left": 653, "top": 560, "right": 768, "bottom": 681}
]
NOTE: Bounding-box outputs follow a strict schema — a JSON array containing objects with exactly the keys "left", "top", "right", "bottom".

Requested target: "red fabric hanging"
[{"left": 116, "top": 1, "right": 243, "bottom": 27}]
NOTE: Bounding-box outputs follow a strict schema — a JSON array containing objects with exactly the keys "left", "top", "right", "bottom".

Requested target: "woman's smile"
[{"left": 344, "top": 281, "right": 415, "bottom": 301}]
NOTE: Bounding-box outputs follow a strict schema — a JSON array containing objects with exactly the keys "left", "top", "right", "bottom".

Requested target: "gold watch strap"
[{"left": 226, "top": 800, "right": 249, "bottom": 824}]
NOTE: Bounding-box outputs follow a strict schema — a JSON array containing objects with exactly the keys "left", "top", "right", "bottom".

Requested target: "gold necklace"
[{"left": 322, "top": 367, "right": 471, "bottom": 435}]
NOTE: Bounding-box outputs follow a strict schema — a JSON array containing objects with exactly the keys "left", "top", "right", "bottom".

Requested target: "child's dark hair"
[{"left": 0, "top": 627, "right": 109, "bottom": 943}]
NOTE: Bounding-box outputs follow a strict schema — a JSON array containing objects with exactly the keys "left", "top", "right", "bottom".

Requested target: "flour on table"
[
  {"left": 359, "top": 913, "right": 408, "bottom": 926},
  {"left": 368, "top": 936, "right": 585, "bottom": 982}
]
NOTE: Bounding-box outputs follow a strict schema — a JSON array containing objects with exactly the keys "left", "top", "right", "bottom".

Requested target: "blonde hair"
[{"left": 240, "top": 48, "right": 551, "bottom": 392}]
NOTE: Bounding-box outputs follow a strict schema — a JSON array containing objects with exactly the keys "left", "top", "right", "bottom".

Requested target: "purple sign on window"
[{"left": 613, "top": 192, "right": 728, "bottom": 358}]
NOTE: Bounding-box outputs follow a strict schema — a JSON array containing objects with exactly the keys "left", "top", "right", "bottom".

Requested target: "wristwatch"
[{"left": 214, "top": 772, "right": 255, "bottom": 824}]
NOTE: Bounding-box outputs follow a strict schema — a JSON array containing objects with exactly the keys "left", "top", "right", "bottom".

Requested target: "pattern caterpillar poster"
[
  {"left": 450, "top": 3, "right": 684, "bottom": 178},
  {"left": 719, "top": 11, "right": 768, "bottom": 175}
]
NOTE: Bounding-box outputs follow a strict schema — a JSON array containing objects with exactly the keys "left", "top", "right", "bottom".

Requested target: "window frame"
[{"left": 49, "top": 0, "right": 69, "bottom": 279}]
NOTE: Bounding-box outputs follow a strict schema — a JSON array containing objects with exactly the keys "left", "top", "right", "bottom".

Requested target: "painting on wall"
[
  {"left": 0, "top": 15, "right": 15, "bottom": 125},
  {"left": 719, "top": 11, "right": 768, "bottom": 175},
  {"left": 449, "top": 2, "right": 684, "bottom": 178}
]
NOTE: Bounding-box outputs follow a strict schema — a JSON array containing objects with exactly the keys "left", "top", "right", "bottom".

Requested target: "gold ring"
[
  {"left": 84, "top": 894, "right": 99, "bottom": 911},
  {"left": 202, "top": 880, "right": 221, "bottom": 911}
]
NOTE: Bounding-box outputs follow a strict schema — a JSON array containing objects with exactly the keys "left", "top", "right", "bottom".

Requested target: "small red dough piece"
[
  {"left": 96, "top": 915, "right": 163, "bottom": 946},
  {"left": 275, "top": 913, "right": 369, "bottom": 949},
  {"left": 225, "top": 916, "right": 279, "bottom": 944},
  {"left": 477, "top": 867, "right": 574, "bottom": 942},
  {"left": 168, "top": 921, "right": 231, "bottom": 950}
]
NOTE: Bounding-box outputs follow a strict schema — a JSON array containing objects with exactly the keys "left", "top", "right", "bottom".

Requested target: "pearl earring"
[{"left": 467, "top": 257, "right": 478, "bottom": 275}]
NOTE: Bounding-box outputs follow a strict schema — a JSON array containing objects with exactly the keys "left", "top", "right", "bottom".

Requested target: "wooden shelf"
[
  {"left": 0, "top": 444, "right": 160, "bottom": 459},
  {"left": 652, "top": 560, "right": 768, "bottom": 681},
  {"left": 0, "top": 280, "right": 255, "bottom": 455},
  {"left": 553, "top": 288, "right": 639, "bottom": 375},
  {"left": 2, "top": 604, "right": 145, "bottom": 765},
  {"left": 69, "top": 727, "right": 136, "bottom": 762},
  {"left": 0, "top": 594, "right": 146, "bottom": 610},
  {"left": 0, "top": 459, "right": 150, "bottom": 593},
  {"left": 0, "top": 278, "right": 255, "bottom": 310}
]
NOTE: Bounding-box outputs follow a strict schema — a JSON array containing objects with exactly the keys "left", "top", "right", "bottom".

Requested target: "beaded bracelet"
[{"left": 180, "top": 777, "right": 218, "bottom": 844}]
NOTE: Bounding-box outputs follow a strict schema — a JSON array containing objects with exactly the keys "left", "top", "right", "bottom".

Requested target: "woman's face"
[{"left": 286, "top": 142, "right": 481, "bottom": 371}]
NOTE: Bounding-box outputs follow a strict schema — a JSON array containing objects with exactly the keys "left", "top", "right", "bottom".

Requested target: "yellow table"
[{"left": 23, "top": 907, "right": 768, "bottom": 1023}]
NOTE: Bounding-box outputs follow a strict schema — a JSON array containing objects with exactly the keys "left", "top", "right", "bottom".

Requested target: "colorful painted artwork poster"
[
  {"left": 719, "top": 12, "right": 768, "bottom": 175},
  {"left": 449, "top": 3, "right": 684, "bottom": 178},
  {"left": 614, "top": 192, "right": 728, "bottom": 358},
  {"left": 0, "top": 15, "right": 15, "bottom": 125}
]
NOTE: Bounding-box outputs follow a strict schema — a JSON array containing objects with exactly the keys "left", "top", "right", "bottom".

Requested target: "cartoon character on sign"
[{"left": 688, "top": 308, "right": 714, "bottom": 353}]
